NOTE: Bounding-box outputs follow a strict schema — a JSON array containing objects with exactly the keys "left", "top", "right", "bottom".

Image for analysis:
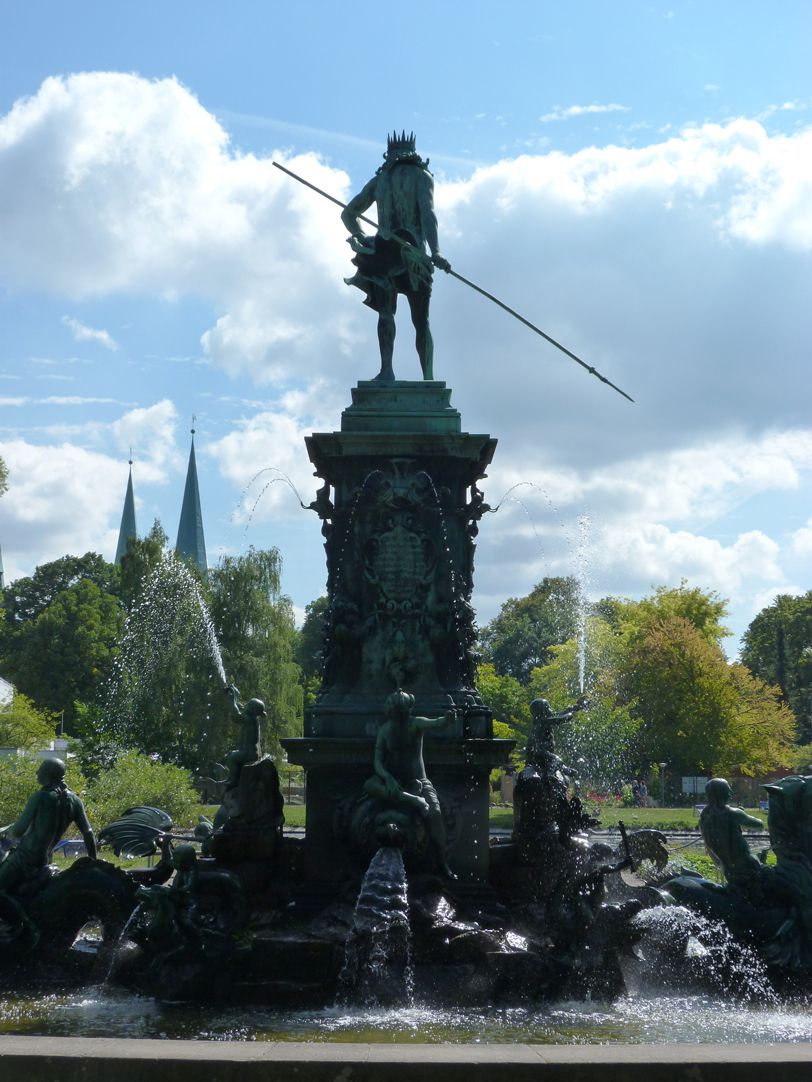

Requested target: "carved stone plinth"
[{"left": 283, "top": 381, "right": 512, "bottom": 888}]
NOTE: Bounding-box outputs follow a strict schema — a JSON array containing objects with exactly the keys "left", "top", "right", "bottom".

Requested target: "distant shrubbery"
[
  {"left": 0, "top": 748, "right": 198, "bottom": 835},
  {"left": 86, "top": 749, "right": 198, "bottom": 829}
]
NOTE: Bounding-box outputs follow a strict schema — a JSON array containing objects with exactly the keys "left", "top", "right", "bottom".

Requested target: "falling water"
[
  {"left": 236, "top": 468, "right": 308, "bottom": 540},
  {"left": 573, "top": 513, "right": 592, "bottom": 695},
  {"left": 416, "top": 470, "right": 469, "bottom": 677},
  {"left": 104, "top": 902, "right": 146, "bottom": 985},
  {"left": 106, "top": 550, "right": 227, "bottom": 739},
  {"left": 325, "top": 469, "right": 384, "bottom": 608},
  {"left": 338, "top": 846, "right": 413, "bottom": 1007}
]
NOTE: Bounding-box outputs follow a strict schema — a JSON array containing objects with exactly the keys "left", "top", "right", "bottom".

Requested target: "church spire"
[
  {"left": 114, "top": 454, "right": 137, "bottom": 565},
  {"left": 175, "top": 421, "right": 208, "bottom": 572}
]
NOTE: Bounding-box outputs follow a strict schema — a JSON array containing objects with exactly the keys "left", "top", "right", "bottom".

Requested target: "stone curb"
[{"left": 2, "top": 1037, "right": 811, "bottom": 1082}]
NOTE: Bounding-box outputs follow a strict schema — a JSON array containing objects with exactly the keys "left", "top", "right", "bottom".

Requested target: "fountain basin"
[{"left": 2, "top": 1031, "right": 812, "bottom": 1082}]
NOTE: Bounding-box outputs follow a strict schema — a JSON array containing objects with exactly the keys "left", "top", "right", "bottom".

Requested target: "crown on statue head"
[{"left": 387, "top": 129, "right": 417, "bottom": 156}]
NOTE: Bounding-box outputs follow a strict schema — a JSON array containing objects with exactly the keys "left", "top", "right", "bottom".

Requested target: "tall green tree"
[
  {"left": 296, "top": 595, "right": 328, "bottom": 683},
  {"left": 208, "top": 547, "right": 303, "bottom": 761},
  {"left": 295, "top": 594, "right": 329, "bottom": 706},
  {"left": 475, "top": 662, "right": 530, "bottom": 747},
  {"left": 2, "top": 578, "right": 124, "bottom": 728},
  {"left": 479, "top": 576, "right": 580, "bottom": 682},
  {"left": 741, "top": 592, "right": 812, "bottom": 739},
  {"left": 617, "top": 580, "right": 730, "bottom": 646},
  {"left": 625, "top": 615, "right": 795, "bottom": 775},
  {"left": 0, "top": 454, "right": 8, "bottom": 497},
  {"left": 117, "top": 521, "right": 169, "bottom": 612},
  {"left": 1, "top": 552, "right": 118, "bottom": 627}
]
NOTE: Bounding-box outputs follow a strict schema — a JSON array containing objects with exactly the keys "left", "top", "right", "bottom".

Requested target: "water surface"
[{"left": 2, "top": 990, "right": 811, "bottom": 1044}]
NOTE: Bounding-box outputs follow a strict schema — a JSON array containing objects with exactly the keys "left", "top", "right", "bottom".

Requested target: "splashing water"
[
  {"left": 106, "top": 550, "right": 227, "bottom": 741},
  {"left": 338, "top": 846, "right": 413, "bottom": 1007},
  {"left": 631, "top": 905, "right": 777, "bottom": 1005}
]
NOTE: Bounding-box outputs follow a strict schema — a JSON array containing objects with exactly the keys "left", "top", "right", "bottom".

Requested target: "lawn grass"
[
  {"left": 486, "top": 803, "right": 768, "bottom": 832},
  {"left": 283, "top": 804, "right": 306, "bottom": 828},
  {"left": 136, "top": 800, "right": 770, "bottom": 837}
]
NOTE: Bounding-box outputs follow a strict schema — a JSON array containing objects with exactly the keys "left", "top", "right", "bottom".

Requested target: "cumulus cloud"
[
  {"left": 0, "top": 72, "right": 355, "bottom": 383},
  {"left": 0, "top": 439, "right": 133, "bottom": 577},
  {"left": 207, "top": 380, "right": 346, "bottom": 522},
  {"left": 792, "top": 518, "right": 812, "bottom": 557},
  {"left": 471, "top": 428, "right": 812, "bottom": 628},
  {"left": 62, "top": 315, "right": 118, "bottom": 350},
  {"left": 1, "top": 72, "right": 811, "bottom": 640},
  {"left": 0, "top": 400, "right": 183, "bottom": 578},
  {"left": 2, "top": 73, "right": 810, "bottom": 411}
]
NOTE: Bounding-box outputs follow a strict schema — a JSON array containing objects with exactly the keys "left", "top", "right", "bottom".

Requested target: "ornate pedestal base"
[{"left": 283, "top": 380, "right": 512, "bottom": 889}]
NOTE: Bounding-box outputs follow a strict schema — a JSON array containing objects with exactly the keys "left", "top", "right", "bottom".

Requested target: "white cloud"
[
  {"left": 0, "top": 73, "right": 354, "bottom": 383},
  {"left": 470, "top": 429, "right": 812, "bottom": 625},
  {"left": 598, "top": 524, "right": 781, "bottom": 595},
  {"left": 62, "top": 315, "right": 118, "bottom": 350},
  {"left": 0, "top": 439, "right": 132, "bottom": 574},
  {"left": 1, "top": 73, "right": 811, "bottom": 642},
  {"left": 207, "top": 381, "right": 344, "bottom": 523},
  {"left": 0, "top": 395, "right": 124, "bottom": 407},
  {"left": 540, "top": 103, "right": 631, "bottom": 122},
  {"left": 759, "top": 100, "right": 808, "bottom": 121},
  {"left": 792, "top": 518, "right": 812, "bottom": 556},
  {"left": 0, "top": 400, "right": 183, "bottom": 577},
  {"left": 110, "top": 399, "right": 183, "bottom": 479}
]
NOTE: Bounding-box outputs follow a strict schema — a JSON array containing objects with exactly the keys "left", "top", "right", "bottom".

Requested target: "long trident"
[{"left": 272, "top": 160, "right": 634, "bottom": 403}]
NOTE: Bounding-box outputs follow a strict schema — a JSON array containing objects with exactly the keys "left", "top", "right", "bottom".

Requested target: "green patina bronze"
[
  {"left": 359, "top": 688, "right": 456, "bottom": 877},
  {"left": 667, "top": 774, "right": 812, "bottom": 970},
  {"left": 0, "top": 758, "right": 96, "bottom": 897},
  {"left": 284, "top": 378, "right": 511, "bottom": 886},
  {"left": 341, "top": 131, "right": 450, "bottom": 382},
  {"left": 525, "top": 696, "right": 588, "bottom": 777},
  {"left": 700, "top": 777, "right": 766, "bottom": 895}
]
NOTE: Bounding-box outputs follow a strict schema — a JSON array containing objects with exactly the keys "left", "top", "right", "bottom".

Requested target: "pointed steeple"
[
  {"left": 175, "top": 422, "right": 207, "bottom": 572},
  {"left": 114, "top": 456, "right": 138, "bottom": 565}
]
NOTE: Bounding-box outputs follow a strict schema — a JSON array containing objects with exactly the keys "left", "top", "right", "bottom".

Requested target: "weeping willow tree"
[{"left": 208, "top": 546, "right": 303, "bottom": 763}]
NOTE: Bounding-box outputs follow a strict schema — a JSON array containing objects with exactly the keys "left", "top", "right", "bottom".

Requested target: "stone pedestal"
[{"left": 283, "top": 381, "right": 512, "bottom": 888}]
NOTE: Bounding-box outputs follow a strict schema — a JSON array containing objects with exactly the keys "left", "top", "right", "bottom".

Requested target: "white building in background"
[{"left": 0, "top": 676, "right": 12, "bottom": 710}]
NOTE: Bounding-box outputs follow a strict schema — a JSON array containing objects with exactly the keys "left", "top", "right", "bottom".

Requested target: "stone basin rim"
[{"left": 2, "top": 1035, "right": 812, "bottom": 1080}]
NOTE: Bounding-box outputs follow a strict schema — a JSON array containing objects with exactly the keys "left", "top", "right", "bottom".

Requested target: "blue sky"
[{"left": 1, "top": 0, "right": 811, "bottom": 651}]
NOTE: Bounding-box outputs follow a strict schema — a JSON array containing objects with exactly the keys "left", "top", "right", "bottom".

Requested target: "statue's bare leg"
[
  {"left": 407, "top": 290, "right": 433, "bottom": 380},
  {"left": 427, "top": 806, "right": 456, "bottom": 879},
  {"left": 374, "top": 304, "right": 396, "bottom": 381}
]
